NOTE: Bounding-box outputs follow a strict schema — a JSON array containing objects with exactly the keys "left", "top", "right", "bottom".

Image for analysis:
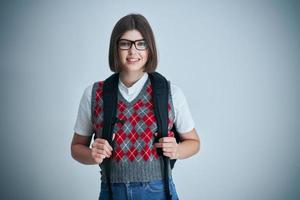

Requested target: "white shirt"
[{"left": 73, "top": 73, "right": 195, "bottom": 136}]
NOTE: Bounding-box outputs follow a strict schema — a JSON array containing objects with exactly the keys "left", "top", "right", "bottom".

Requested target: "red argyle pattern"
[
  {"left": 92, "top": 79, "right": 175, "bottom": 163},
  {"left": 92, "top": 81, "right": 104, "bottom": 133}
]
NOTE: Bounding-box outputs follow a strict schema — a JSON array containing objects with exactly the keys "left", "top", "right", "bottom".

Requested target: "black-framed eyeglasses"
[{"left": 117, "top": 39, "right": 148, "bottom": 51}]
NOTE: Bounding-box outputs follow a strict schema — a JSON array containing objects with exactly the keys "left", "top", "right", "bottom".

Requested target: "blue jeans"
[{"left": 99, "top": 178, "right": 179, "bottom": 200}]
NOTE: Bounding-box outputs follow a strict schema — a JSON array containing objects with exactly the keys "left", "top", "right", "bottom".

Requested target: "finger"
[
  {"left": 164, "top": 152, "right": 177, "bottom": 159},
  {"left": 92, "top": 144, "right": 111, "bottom": 155},
  {"left": 94, "top": 138, "right": 107, "bottom": 144},
  {"left": 97, "top": 154, "right": 106, "bottom": 159},
  {"left": 92, "top": 139, "right": 106, "bottom": 149},
  {"left": 95, "top": 138, "right": 111, "bottom": 147},
  {"left": 154, "top": 141, "right": 177, "bottom": 148},
  {"left": 162, "top": 147, "right": 176, "bottom": 153},
  {"left": 154, "top": 143, "right": 163, "bottom": 148},
  {"left": 158, "top": 142, "right": 176, "bottom": 148},
  {"left": 94, "top": 157, "right": 103, "bottom": 164},
  {"left": 94, "top": 149, "right": 111, "bottom": 157},
  {"left": 101, "top": 144, "right": 113, "bottom": 155},
  {"left": 154, "top": 143, "right": 164, "bottom": 148},
  {"left": 92, "top": 142, "right": 106, "bottom": 151},
  {"left": 95, "top": 144, "right": 112, "bottom": 157},
  {"left": 159, "top": 137, "right": 176, "bottom": 143},
  {"left": 93, "top": 139, "right": 113, "bottom": 151},
  {"left": 102, "top": 140, "right": 113, "bottom": 151},
  {"left": 106, "top": 143, "right": 113, "bottom": 151},
  {"left": 92, "top": 148, "right": 105, "bottom": 157},
  {"left": 112, "top": 133, "right": 116, "bottom": 141},
  {"left": 92, "top": 151, "right": 106, "bottom": 160}
]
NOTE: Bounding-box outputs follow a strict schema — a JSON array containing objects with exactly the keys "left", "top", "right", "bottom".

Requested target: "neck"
[{"left": 119, "top": 71, "right": 145, "bottom": 87}]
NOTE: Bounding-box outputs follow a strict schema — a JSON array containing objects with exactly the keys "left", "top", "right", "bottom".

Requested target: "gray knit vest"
[{"left": 91, "top": 77, "right": 175, "bottom": 183}]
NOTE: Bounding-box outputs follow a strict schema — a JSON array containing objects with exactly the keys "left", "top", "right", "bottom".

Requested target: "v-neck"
[{"left": 118, "top": 78, "right": 150, "bottom": 105}]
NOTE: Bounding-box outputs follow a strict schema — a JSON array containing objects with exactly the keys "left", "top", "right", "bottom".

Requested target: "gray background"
[{"left": 1, "top": 0, "right": 299, "bottom": 199}]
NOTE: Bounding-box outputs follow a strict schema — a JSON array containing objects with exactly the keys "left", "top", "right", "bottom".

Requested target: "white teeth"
[{"left": 127, "top": 58, "right": 139, "bottom": 62}]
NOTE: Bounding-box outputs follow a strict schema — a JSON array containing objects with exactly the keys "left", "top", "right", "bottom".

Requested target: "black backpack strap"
[
  {"left": 149, "top": 72, "right": 173, "bottom": 200},
  {"left": 102, "top": 72, "right": 119, "bottom": 200},
  {"left": 170, "top": 125, "right": 180, "bottom": 169},
  {"left": 165, "top": 79, "right": 181, "bottom": 169}
]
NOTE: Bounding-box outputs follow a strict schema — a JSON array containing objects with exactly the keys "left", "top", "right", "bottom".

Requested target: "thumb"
[{"left": 112, "top": 133, "right": 116, "bottom": 141}]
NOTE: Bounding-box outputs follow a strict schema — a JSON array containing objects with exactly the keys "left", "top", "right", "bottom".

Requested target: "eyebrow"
[{"left": 119, "top": 38, "right": 145, "bottom": 41}]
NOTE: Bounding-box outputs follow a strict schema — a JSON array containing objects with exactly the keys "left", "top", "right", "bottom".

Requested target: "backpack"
[{"left": 93, "top": 72, "right": 181, "bottom": 200}]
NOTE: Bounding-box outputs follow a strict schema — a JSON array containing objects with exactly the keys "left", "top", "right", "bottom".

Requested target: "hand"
[
  {"left": 91, "top": 134, "right": 115, "bottom": 164},
  {"left": 154, "top": 136, "right": 179, "bottom": 160}
]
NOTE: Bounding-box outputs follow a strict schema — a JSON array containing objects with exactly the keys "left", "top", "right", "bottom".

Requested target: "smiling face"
[{"left": 118, "top": 29, "right": 149, "bottom": 73}]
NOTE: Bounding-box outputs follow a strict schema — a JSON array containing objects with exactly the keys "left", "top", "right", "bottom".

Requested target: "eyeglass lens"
[{"left": 118, "top": 39, "right": 147, "bottom": 50}]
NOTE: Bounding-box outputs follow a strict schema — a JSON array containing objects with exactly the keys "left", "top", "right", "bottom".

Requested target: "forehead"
[{"left": 120, "top": 29, "right": 144, "bottom": 40}]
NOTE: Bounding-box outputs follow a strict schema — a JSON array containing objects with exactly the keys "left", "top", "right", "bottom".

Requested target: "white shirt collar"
[{"left": 118, "top": 73, "right": 148, "bottom": 95}]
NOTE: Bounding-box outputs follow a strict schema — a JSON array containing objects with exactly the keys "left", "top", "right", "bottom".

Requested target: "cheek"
[
  {"left": 118, "top": 51, "right": 127, "bottom": 62},
  {"left": 143, "top": 52, "right": 149, "bottom": 61}
]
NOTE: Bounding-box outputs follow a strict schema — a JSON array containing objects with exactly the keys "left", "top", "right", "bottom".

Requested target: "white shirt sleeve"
[
  {"left": 73, "top": 84, "right": 94, "bottom": 137},
  {"left": 170, "top": 84, "right": 195, "bottom": 134}
]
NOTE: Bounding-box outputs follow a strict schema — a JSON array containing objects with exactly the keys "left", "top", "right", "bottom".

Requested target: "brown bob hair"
[{"left": 108, "top": 13, "right": 158, "bottom": 72}]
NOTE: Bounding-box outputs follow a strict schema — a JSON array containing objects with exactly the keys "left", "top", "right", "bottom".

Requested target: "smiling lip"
[{"left": 126, "top": 58, "right": 140, "bottom": 63}]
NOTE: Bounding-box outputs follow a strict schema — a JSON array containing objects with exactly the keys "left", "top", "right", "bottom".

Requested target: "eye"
[
  {"left": 119, "top": 41, "right": 131, "bottom": 47},
  {"left": 136, "top": 41, "right": 147, "bottom": 48},
  {"left": 135, "top": 40, "right": 147, "bottom": 49}
]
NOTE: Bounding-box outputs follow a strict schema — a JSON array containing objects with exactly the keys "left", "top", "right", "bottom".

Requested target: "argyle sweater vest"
[{"left": 91, "top": 77, "right": 175, "bottom": 183}]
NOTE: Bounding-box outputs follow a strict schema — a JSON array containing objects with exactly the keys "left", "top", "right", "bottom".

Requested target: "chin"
[{"left": 123, "top": 65, "right": 145, "bottom": 73}]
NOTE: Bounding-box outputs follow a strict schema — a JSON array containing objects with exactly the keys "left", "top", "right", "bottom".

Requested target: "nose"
[{"left": 128, "top": 43, "right": 138, "bottom": 54}]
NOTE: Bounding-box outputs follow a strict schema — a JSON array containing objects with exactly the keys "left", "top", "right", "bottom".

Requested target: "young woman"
[{"left": 71, "top": 13, "right": 200, "bottom": 200}]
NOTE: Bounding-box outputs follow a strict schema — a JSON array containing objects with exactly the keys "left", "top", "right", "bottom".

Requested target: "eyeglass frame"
[{"left": 117, "top": 39, "right": 148, "bottom": 51}]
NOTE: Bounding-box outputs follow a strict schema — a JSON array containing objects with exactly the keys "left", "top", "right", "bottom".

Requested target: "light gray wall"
[{"left": 1, "top": 0, "right": 299, "bottom": 199}]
